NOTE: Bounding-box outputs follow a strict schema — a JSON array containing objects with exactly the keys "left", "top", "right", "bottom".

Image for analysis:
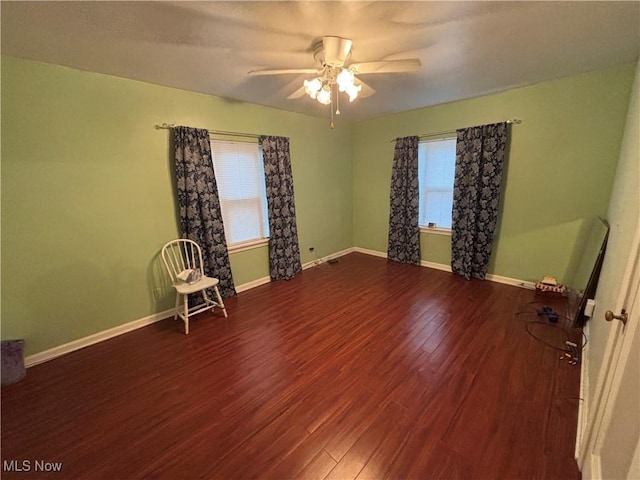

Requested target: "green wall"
[
  {"left": 1, "top": 56, "right": 353, "bottom": 355},
  {"left": 352, "top": 64, "right": 635, "bottom": 283}
]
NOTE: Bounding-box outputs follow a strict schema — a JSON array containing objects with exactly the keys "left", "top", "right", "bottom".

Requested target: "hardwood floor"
[{"left": 1, "top": 253, "right": 582, "bottom": 479}]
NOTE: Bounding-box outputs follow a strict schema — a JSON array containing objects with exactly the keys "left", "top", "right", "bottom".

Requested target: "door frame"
[{"left": 578, "top": 226, "right": 640, "bottom": 477}]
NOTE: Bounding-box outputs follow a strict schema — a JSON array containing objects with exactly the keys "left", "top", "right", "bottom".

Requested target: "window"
[
  {"left": 211, "top": 140, "right": 269, "bottom": 248},
  {"left": 418, "top": 137, "right": 456, "bottom": 230}
]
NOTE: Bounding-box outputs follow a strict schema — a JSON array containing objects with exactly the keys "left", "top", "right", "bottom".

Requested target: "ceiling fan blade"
[
  {"left": 357, "top": 79, "right": 376, "bottom": 98},
  {"left": 248, "top": 68, "right": 320, "bottom": 76},
  {"left": 350, "top": 59, "right": 421, "bottom": 74},
  {"left": 287, "top": 86, "right": 306, "bottom": 99}
]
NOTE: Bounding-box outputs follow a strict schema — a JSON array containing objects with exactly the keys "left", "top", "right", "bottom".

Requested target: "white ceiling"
[{"left": 2, "top": 1, "right": 639, "bottom": 121}]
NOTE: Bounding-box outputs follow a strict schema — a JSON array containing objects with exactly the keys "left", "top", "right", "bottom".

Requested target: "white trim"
[
  {"left": 419, "top": 226, "right": 452, "bottom": 236},
  {"left": 25, "top": 308, "right": 176, "bottom": 367},
  {"left": 353, "top": 246, "right": 534, "bottom": 289},
  {"left": 235, "top": 275, "right": 271, "bottom": 293},
  {"left": 485, "top": 273, "right": 536, "bottom": 290},
  {"left": 24, "top": 275, "right": 274, "bottom": 365},
  {"left": 24, "top": 247, "right": 357, "bottom": 366},
  {"left": 420, "top": 260, "right": 452, "bottom": 272},
  {"left": 576, "top": 320, "right": 590, "bottom": 461},
  {"left": 237, "top": 248, "right": 357, "bottom": 291},
  {"left": 352, "top": 246, "right": 387, "bottom": 258},
  {"left": 227, "top": 237, "right": 269, "bottom": 254},
  {"left": 23, "top": 246, "right": 531, "bottom": 367},
  {"left": 302, "top": 247, "right": 356, "bottom": 270}
]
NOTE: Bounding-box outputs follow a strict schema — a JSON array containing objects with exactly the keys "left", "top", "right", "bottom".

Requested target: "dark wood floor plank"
[
  {"left": 354, "top": 402, "right": 414, "bottom": 480},
  {"left": 296, "top": 449, "right": 336, "bottom": 480},
  {"left": 1, "top": 253, "right": 582, "bottom": 479},
  {"left": 320, "top": 384, "right": 390, "bottom": 463},
  {"left": 324, "top": 401, "right": 405, "bottom": 480},
  {"left": 263, "top": 375, "right": 383, "bottom": 479}
]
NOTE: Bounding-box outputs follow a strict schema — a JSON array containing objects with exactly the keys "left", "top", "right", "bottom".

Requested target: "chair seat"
[{"left": 174, "top": 276, "right": 220, "bottom": 295}]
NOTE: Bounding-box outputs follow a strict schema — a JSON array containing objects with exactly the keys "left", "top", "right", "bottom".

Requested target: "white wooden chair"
[{"left": 161, "top": 239, "right": 228, "bottom": 334}]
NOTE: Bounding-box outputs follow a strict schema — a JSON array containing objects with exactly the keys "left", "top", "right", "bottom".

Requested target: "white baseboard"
[
  {"left": 485, "top": 273, "right": 536, "bottom": 290},
  {"left": 352, "top": 246, "right": 387, "bottom": 258},
  {"left": 25, "top": 308, "right": 176, "bottom": 367},
  {"left": 25, "top": 276, "right": 273, "bottom": 366},
  {"left": 302, "top": 247, "right": 356, "bottom": 270},
  {"left": 238, "top": 247, "right": 356, "bottom": 291},
  {"left": 235, "top": 276, "right": 271, "bottom": 293},
  {"left": 421, "top": 260, "right": 452, "bottom": 273},
  {"left": 24, "top": 247, "right": 532, "bottom": 367},
  {"left": 353, "top": 246, "right": 534, "bottom": 289},
  {"left": 25, "top": 247, "right": 358, "bottom": 367}
]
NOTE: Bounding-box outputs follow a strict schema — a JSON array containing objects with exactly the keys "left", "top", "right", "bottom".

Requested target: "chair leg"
[
  {"left": 183, "top": 294, "right": 189, "bottom": 335},
  {"left": 202, "top": 288, "right": 214, "bottom": 308},
  {"left": 213, "top": 285, "right": 228, "bottom": 318},
  {"left": 174, "top": 293, "right": 180, "bottom": 320}
]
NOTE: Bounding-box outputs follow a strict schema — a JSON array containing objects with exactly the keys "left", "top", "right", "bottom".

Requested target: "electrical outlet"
[{"left": 153, "top": 288, "right": 162, "bottom": 301}]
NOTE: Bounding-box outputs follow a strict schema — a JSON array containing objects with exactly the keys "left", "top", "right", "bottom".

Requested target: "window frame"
[
  {"left": 227, "top": 237, "right": 269, "bottom": 254},
  {"left": 210, "top": 138, "right": 270, "bottom": 252},
  {"left": 419, "top": 225, "right": 452, "bottom": 236},
  {"left": 418, "top": 136, "right": 457, "bottom": 235}
]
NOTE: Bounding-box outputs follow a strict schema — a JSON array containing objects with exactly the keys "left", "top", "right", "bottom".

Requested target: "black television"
[{"left": 568, "top": 216, "right": 610, "bottom": 327}]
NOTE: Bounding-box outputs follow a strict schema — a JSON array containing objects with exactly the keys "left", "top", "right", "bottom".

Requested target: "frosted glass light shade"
[
  {"left": 345, "top": 82, "right": 362, "bottom": 101},
  {"left": 316, "top": 86, "right": 332, "bottom": 105},
  {"left": 304, "top": 78, "right": 322, "bottom": 98},
  {"left": 336, "top": 68, "right": 355, "bottom": 92}
]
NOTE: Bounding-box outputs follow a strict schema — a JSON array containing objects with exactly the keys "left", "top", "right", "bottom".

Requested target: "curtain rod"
[
  {"left": 154, "top": 123, "right": 261, "bottom": 140},
  {"left": 389, "top": 118, "right": 522, "bottom": 143}
]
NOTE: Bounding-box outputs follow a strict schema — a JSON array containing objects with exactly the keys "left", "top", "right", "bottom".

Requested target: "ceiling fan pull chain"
[{"left": 330, "top": 89, "right": 335, "bottom": 129}]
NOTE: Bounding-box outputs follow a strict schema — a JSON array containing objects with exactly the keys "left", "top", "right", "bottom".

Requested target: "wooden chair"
[{"left": 161, "top": 239, "right": 227, "bottom": 334}]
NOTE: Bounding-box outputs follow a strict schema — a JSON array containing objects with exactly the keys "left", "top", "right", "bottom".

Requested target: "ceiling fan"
[{"left": 248, "top": 36, "right": 421, "bottom": 126}]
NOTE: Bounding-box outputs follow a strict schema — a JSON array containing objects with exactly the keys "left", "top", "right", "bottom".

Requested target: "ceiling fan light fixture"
[
  {"left": 249, "top": 36, "right": 421, "bottom": 127},
  {"left": 316, "top": 85, "right": 332, "bottom": 105},
  {"left": 303, "top": 78, "right": 322, "bottom": 99},
  {"left": 345, "top": 83, "right": 362, "bottom": 102},
  {"left": 345, "top": 82, "right": 362, "bottom": 102},
  {"left": 336, "top": 68, "right": 355, "bottom": 92}
]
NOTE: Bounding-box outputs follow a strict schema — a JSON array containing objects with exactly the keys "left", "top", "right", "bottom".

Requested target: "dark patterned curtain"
[
  {"left": 173, "top": 126, "right": 236, "bottom": 297},
  {"left": 259, "top": 135, "right": 302, "bottom": 280},
  {"left": 451, "top": 122, "right": 508, "bottom": 280},
  {"left": 387, "top": 136, "right": 420, "bottom": 265}
]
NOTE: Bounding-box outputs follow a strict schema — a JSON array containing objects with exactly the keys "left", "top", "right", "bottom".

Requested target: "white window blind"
[
  {"left": 418, "top": 138, "right": 457, "bottom": 229},
  {"left": 211, "top": 140, "right": 269, "bottom": 245}
]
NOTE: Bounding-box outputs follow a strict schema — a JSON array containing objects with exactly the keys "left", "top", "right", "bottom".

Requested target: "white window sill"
[
  {"left": 419, "top": 226, "right": 451, "bottom": 236},
  {"left": 228, "top": 237, "right": 269, "bottom": 254}
]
